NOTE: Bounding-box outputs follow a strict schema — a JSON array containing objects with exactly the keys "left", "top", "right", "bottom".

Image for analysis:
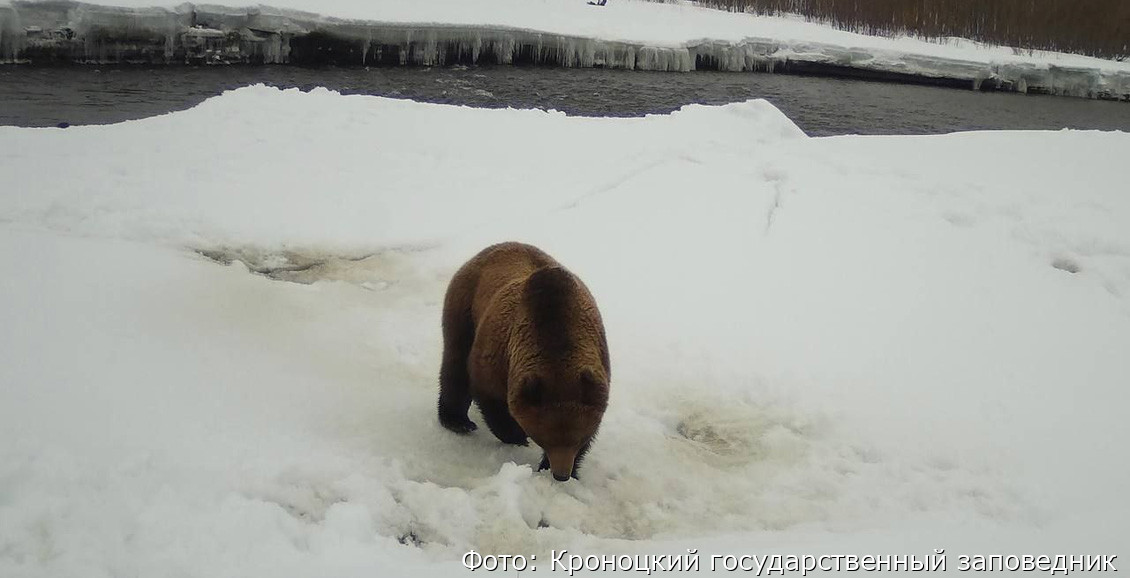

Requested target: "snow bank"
[
  {"left": 2, "top": 0, "right": 1130, "bottom": 99},
  {"left": 7, "top": 0, "right": 1118, "bottom": 67},
  {"left": 0, "top": 86, "right": 802, "bottom": 249},
  {"left": 1, "top": 86, "right": 1128, "bottom": 576}
]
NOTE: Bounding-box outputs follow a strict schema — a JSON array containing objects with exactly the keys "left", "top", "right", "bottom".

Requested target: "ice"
[
  {"left": 0, "top": 3, "right": 21, "bottom": 61},
  {"left": 2, "top": 0, "right": 1128, "bottom": 99}
]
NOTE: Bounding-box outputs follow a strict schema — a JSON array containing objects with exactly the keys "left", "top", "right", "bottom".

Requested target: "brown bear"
[{"left": 438, "top": 242, "right": 611, "bottom": 481}]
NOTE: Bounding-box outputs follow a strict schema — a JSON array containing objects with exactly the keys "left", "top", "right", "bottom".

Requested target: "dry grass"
[{"left": 692, "top": 0, "right": 1129, "bottom": 59}]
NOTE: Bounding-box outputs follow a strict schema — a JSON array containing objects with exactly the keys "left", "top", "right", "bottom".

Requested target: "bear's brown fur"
[{"left": 438, "top": 242, "right": 611, "bottom": 481}]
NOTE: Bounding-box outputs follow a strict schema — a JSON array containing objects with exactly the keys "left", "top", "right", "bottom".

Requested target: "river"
[{"left": 2, "top": 66, "right": 1128, "bottom": 136}]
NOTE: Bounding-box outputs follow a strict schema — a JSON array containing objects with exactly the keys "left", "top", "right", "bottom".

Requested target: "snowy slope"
[{"left": 1, "top": 87, "right": 1128, "bottom": 576}]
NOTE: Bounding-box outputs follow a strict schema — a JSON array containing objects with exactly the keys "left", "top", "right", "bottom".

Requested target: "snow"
[
  {"left": 7, "top": 0, "right": 1117, "bottom": 69},
  {"left": 3, "top": 0, "right": 1130, "bottom": 97},
  {"left": 1, "top": 85, "right": 1129, "bottom": 576}
]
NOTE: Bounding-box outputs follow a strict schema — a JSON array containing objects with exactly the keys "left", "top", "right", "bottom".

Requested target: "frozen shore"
[{"left": 1, "top": 0, "right": 1129, "bottom": 100}]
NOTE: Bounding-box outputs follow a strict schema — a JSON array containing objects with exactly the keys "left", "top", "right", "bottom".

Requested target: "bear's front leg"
[{"left": 478, "top": 399, "right": 528, "bottom": 445}]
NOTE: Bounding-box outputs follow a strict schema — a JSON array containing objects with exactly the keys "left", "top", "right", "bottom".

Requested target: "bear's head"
[
  {"left": 511, "top": 367, "right": 608, "bottom": 481},
  {"left": 513, "top": 266, "right": 610, "bottom": 481}
]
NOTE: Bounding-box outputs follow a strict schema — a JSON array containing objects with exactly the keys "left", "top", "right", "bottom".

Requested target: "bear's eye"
[
  {"left": 520, "top": 376, "right": 544, "bottom": 406},
  {"left": 579, "top": 367, "right": 603, "bottom": 387}
]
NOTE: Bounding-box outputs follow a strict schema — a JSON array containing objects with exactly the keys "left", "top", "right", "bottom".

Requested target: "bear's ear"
[
  {"left": 579, "top": 367, "right": 608, "bottom": 408},
  {"left": 519, "top": 375, "right": 544, "bottom": 407},
  {"left": 579, "top": 367, "right": 606, "bottom": 387}
]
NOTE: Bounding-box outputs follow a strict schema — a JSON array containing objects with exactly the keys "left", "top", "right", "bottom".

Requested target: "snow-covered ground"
[{"left": 1, "top": 86, "right": 1128, "bottom": 576}]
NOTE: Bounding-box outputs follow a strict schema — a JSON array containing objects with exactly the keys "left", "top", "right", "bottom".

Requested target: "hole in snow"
[
  {"left": 1051, "top": 257, "right": 1081, "bottom": 274},
  {"left": 672, "top": 401, "right": 815, "bottom": 468},
  {"left": 195, "top": 245, "right": 433, "bottom": 288},
  {"left": 197, "top": 247, "right": 370, "bottom": 283},
  {"left": 397, "top": 531, "right": 423, "bottom": 547}
]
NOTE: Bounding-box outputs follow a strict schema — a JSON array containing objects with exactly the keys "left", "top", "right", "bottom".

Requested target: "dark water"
[{"left": 1, "top": 66, "right": 1127, "bottom": 136}]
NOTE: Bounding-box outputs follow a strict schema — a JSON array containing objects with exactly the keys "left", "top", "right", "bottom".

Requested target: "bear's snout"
[{"left": 546, "top": 447, "right": 578, "bottom": 481}]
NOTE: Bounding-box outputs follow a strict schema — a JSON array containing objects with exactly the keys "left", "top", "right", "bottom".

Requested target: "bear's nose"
[{"left": 553, "top": 473, "right": 571, "bottom": 482}]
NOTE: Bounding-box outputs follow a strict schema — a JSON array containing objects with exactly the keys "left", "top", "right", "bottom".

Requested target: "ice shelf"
[{"left": 1, "top": 0, "right": 1127, "bottom": 101}]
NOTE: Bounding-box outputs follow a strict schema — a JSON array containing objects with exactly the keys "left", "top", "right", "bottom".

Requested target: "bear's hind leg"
[
  {"left": 439, "top": 313, "right": 477, "bottom": 434},
  {"left": 478, "top": 399, "right": 528, "bottom": 445}
]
